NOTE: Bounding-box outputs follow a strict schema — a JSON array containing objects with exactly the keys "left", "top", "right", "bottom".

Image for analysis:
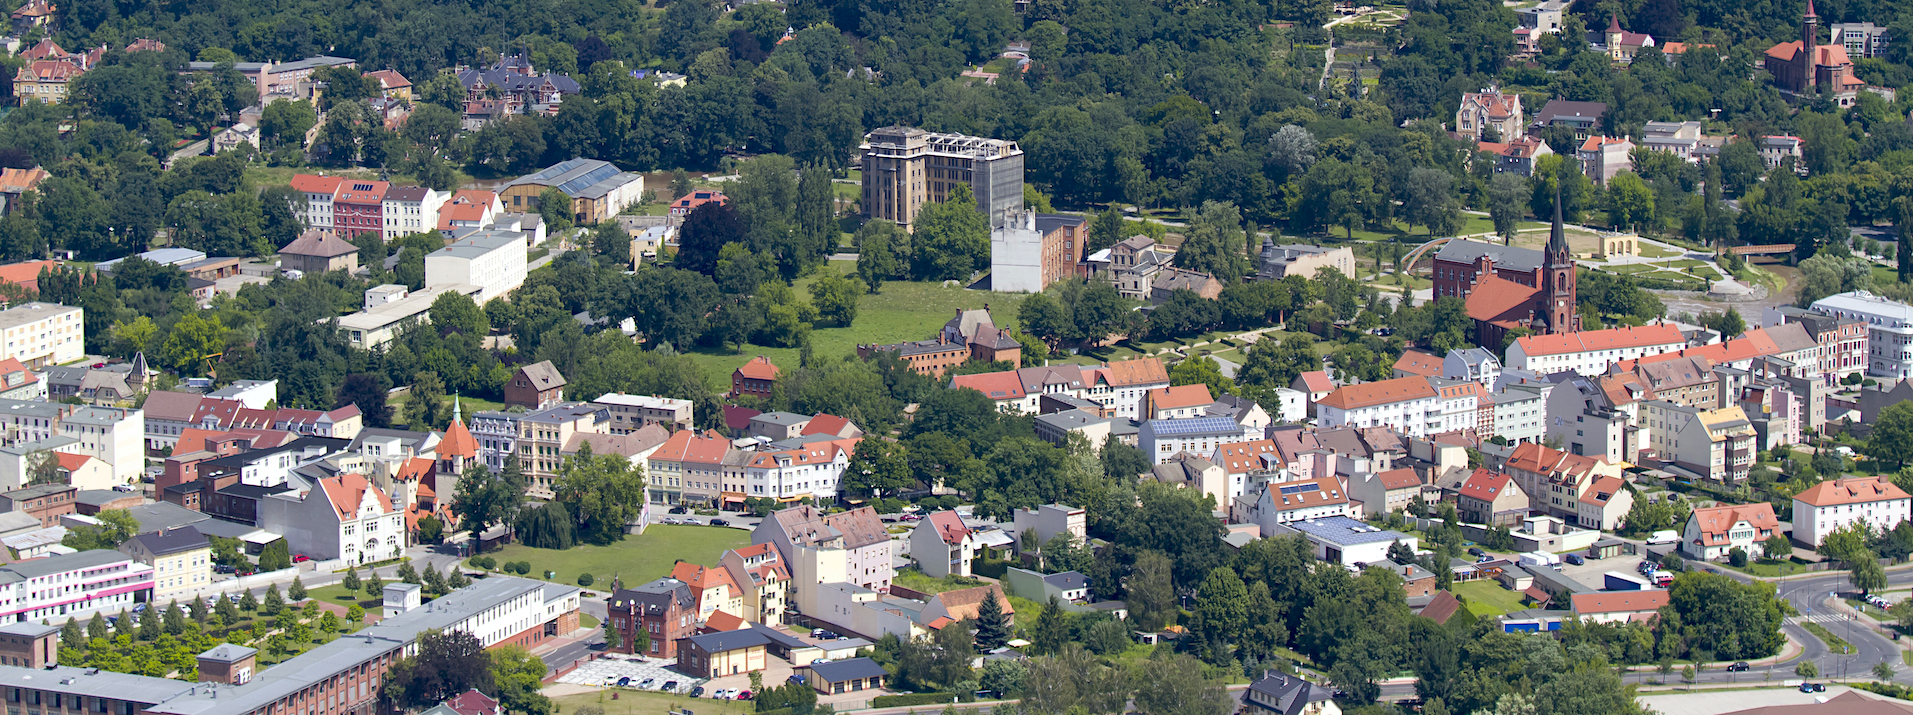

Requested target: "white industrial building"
[{"left": 428, "top": 227, "right": 529, "bottom": 302}]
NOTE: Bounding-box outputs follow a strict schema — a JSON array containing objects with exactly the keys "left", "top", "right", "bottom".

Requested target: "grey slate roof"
[
  {"left": 1246, "top": 672, "right": 1335, "bottom": 715},
  {"left": 123, "top": 526, "right": 208, "bottom": 556},
  {"left": 1433, "top": 239, "right": 1546, "bottom": 273},
  {"left": 516, "top": 360, "right": 567, "bottom": 390},
  {"left": 807, "top": 657, "right": 888, "bottom": 683}
]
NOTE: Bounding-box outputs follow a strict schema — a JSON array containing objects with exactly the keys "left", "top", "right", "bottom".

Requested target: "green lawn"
[
  {"left": 681, "top": 264, "right": 1031, "bottom": 390},
  {"left": 304, "top": 583, "right": 383, "bottom": 609},
  {"left": 557, "top": 689, "right": 756, "bottom": 715},
  {"left": 1453, "top": 580, "right": 1528, "bottom": 617},
  {"left": 388, "top": 392, "right": 505, "bottom": 422},
  {"left": 1639, "top": 243, "right": 1683, "bottom": 258},
  {"left": 1326, "top": 216, "right": 1531, "bottom": 243},
  {"left": 483, "top": 524, "right": 750, "bottom": 588},
  {"left": 894, "top": 569, "right": 986, "bottom": 594}
]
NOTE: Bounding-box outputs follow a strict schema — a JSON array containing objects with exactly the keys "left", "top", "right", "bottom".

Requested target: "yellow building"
[
  {"left": 13, "top": 60, "right": 80, "bottom": 105},
  {"left": 117, "top": 526, "right": 211, "bottom": 600}
]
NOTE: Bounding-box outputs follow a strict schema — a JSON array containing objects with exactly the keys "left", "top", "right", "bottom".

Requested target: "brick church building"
[
  {"left": 1765, "top": 0, "right": 1865, "bottom": 106},
  {"left": 1428, "top": 191, "right": 1579, "bottom": 350}
]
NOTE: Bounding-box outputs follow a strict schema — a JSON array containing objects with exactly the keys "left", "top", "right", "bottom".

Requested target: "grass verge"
[{"left": 1803, "top": 622, "right": 1853, "bottom": 653}]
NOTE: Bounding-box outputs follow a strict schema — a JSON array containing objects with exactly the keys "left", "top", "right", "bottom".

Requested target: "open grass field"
[
  {"left": 305, "top": 583, "right": 384, "bottom": 610},
  {"left": 1333, "top": 216, "right": 1539, "bottom": 243},
  {"left": 555, "top": 689, "right": 756, "bottom": 715},
  {"left": 388, "top": 392, "right": 505, "bottom": 423},
  {"left": 1453, "top": 580, "right": 1528, "bottom": 617},
  {"left": 484, "top": 525, "right": 750, "bottom": 588},
  {"left": 682, "top": 262, "right": 1030, "bottom": 390}
]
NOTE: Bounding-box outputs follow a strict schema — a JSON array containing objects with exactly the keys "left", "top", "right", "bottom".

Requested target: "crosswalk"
[{"left": 1793, "top": 613, "right": 1852, "bottom": 625}]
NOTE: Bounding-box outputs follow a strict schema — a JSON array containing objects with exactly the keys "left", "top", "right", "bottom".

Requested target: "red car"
[{"left": 292, "top": 554, "right": 310, "bottom": 563}]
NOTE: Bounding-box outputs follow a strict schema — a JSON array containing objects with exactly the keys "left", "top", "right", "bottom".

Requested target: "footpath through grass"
[{"left": 484, "top": 524, "right": 749, "bottom": 588}]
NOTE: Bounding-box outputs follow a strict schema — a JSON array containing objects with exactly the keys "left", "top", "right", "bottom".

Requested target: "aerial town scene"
[{"left": 0, "top": 0, "right": 1905, "bottom": 714}]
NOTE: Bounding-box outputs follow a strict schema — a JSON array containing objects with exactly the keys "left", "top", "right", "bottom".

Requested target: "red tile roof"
[
  {"left": 1420, "top": 590, "right": 1461, "bottom": 624},
  {"left": 925, "top": 510, "right": 970, "bottom": 545},
  {"left": 317, "top": 473, "right": 393, "bottom": 521},
  {"left": 949, "top": 370, "right": 1026, "bottom": 401},
  {"left": 1465, "top": 275, "right": 1541, "bottom": 325},
  {"left": 1316, "top": 376, "right": 1438, "bottom": 411},
  {"left": 1392, "top": 349, "right": 1445, "bottom": 378},
  {"left": 735, "top": 356, "right": 780, "bottom": 381},
  {"left": 1104, "top": 357, "right": 1169, "bottom": 387},
  {"left": 1795, "top": 476, "right": 1910, "bottom": 507},
  {"left": 1579, "top": 475, "right": 1626, "bottom": 506},
  {"left": 438, "top": 417, "right": 477, "bottom": 458},
  {"left": 1514, "top": 324, "right": 1685, "bottom": 357},
  {"left": 1213, "top": 440, "right": 1280, "bottom": 475},
  {"left": 1688, "top": 503, "right": 1778, "bottom": 547},
  {"left": 289, "top": 174, "right": 344, "bottom": 195},
  {"left": 801, "top": 414, "right": 854, "bottom": 437},
  {"left": 1149, "top": 384, "right": 1214, "bottom": 410},
  {"left": 1457, "top": 468, "right": 1515, "bottom": 502},
  {"left": 0, "top": 259, "right": 58, "bottom": 290},
  {"left": 1296, "top": 371, "right": 1334, "bottom": 394},
  {"left": 1377, "top": 468, "right": 1422, "bottom": 491}
]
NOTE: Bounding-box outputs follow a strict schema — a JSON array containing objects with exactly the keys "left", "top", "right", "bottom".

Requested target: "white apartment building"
[
  {"left": 741, "top": 440, "right": 855, "bottom": 500},
  {"left": 1314, "top": 376, "right": 1440, "bottom": 437},
  {"left": 1810, "top": 291, "right": 1913, "bottom": 379},
  {"left": 382, "top": 186, "right": 448, "bottom": 240},
  {"left": 1429, "top": 378, "right": 1484, "bottom": 435},
  {"left": 1231, "top": 476, "right": 1359, "bottom": 539},
  {"left": 0, "top": 549, "right": 153, "bottom": 622},
  {"left": 289, "top": 174, "right": 342, "bottom": 230},
  {"left": 1505, "top": 324, "right": 1687, "bottom": 376},
  {"left": 56, "top": 406, "right": 143, "bottom": 485},
  {"left": 1792, "top": 476, "right": 1912, "bottom": 547},
  {"left": 427, "top": 228, "right": 529, "bottom": 302},
  {"left": 948, "top": 358, "right": 1170, "bottom": 420},
  {"left": 1491, "top": 380, "right": 1551, "bottom": 444},
  {"left": 1138, "top": 417, "right": 1255, "bottom": 465},
  {"left": 1640, "top": 401, "right": 1756, "bottom": 483},
  {"left": 0, "top": 302, "right": 82, "bottom": 368}
]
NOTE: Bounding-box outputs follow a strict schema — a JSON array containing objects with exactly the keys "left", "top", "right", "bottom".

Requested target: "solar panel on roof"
[{"left": 1279, "top": 483, "right": 1321, "bottom": 496}]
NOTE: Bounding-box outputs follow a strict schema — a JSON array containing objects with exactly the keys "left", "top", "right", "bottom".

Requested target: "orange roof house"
[
  {"left": 1316, "top": 376, "right": 1438, "bottom": 412},
  {"left": 731, "top": 356, "right": 780, "bottom": 398},
  {"left": 0, "top": 259, "right": 57, "bottom": 291},
  {"left": 1391, "top": 349, "right": 1445, "bottom": 378}
]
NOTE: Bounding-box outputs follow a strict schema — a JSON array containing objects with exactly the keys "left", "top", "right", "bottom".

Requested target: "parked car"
[
  {"left": 1467, "top": 548, "right": 1486, "bottom": 558},
  {"left": 899, "top": 514, "right": 923, "bottom": 522},
  {"left": 292, "top": 554, "right": 310, "bottom": 563},
  {"left": 1565, "top": 554, "right": 1585, "bottom": 566},
  {"left": 662, "top": 681, "right": 678, "bottom": 691},
  {"left": 1726, "top": 662, "right": 1749, "bottom": 672},
  {"left": 638, "top": 678, "right": 656, "bottom": 689},
  {"left": 1799, "top": 682, "right": 1825, "bottom": 693},
  {"left": 670, "top": 506, "right": 689, "bottom": 514},
  {"left": 709, "top": 518, "right": 729, "bottom": 527},
  {"left": 737, "top": 690, "right": 753, "bottom": 700},
  {"left": 617, "top": 677, "right": 631, "bottom": 687},
  {"left": 689, "top": 686, "right": 706, "bottom": 698},
  {"left": 213, "top": 564, "right": 235, "bottom": 574}
]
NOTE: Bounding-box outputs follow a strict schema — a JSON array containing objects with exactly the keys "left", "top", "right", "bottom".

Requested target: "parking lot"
[{"left": 556, "top": 654, "right": 702, "bottom": 695}]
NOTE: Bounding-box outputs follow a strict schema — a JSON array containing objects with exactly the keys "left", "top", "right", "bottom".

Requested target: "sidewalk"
[{"left": 1618, "top": 630, "right": 1806, "bottom": 674}]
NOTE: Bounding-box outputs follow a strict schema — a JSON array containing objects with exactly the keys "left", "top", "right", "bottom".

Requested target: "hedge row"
[{"left": 871, "top": 693, "right": 957, "bottom": 708}]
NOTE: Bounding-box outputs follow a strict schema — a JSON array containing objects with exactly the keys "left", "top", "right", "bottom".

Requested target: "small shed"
[{"left": 802, "top": 657, "right": 888, "bottom": 695}]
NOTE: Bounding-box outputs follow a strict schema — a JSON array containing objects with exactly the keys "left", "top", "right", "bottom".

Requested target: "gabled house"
[
  {"left": 910, "top": 510, "right": 975, "bottom": 578},
  {"left": 669, "top": 561, "right": 743, "bottom": 621},
  {"left": 1455, "top": 469, "right": 1529, "bottom": 526},
  {"left": 608, "top": 577, "right": 696, "bottom": 658},
  {"left": 1681, "top": 502, "right": 1779, "bottom": 560},
  {"left": 258, "top": 473, "right": 404, "bottom": 565},
  {"left": 720, "top": 543, "right": 791, "bottom": 625},
  {"left": 503, "top": 360, "right": 566, "bottom": 409}
]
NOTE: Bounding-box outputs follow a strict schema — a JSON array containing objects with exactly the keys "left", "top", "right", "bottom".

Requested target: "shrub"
[
  {"left": 871, "top": 693, "right": 954, "bottom": 708},
  {"left": 468, "top": 556, "right": 496, "bottom": 570},
  {"left": 578, "top": 573, "right": 595, "bottom": 587}
]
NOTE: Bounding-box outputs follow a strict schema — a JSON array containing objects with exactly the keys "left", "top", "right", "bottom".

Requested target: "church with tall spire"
[
  {"left": 1457, "top": 186, "right": 1581, "bottom": 350},
  {"left": 1765, "top": 0, "right": 1865, "bottom": 106}
]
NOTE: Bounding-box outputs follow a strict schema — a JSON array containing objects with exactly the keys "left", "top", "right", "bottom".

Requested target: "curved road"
[{"left": 1372, "top": 564, "right": 1913, "bottom": 701}]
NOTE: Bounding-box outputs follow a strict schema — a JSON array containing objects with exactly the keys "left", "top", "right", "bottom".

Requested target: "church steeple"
[{"left": 1542, "top": 182, "right": 1577, "bottom": 334}]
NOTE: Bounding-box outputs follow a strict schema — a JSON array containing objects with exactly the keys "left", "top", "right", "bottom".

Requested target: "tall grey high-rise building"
[{"left": 860, "top": 126, "right": 1023, "bottom": 230}]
